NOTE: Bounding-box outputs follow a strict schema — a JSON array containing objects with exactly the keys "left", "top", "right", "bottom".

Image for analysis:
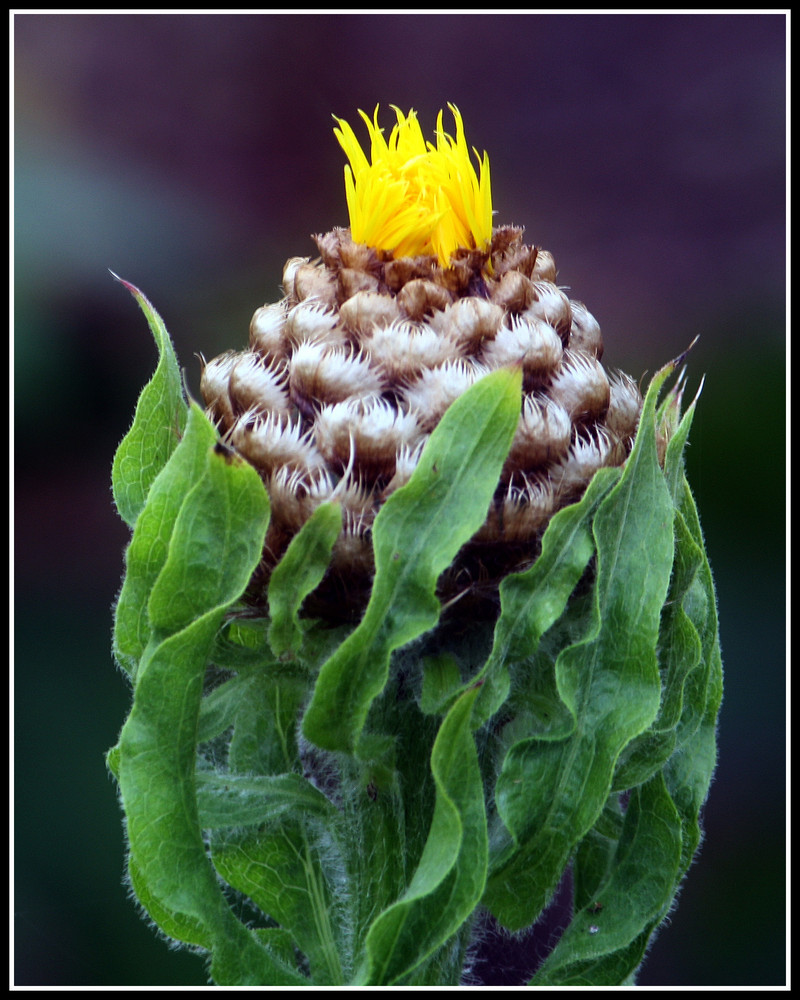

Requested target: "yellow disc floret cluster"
[{"left": 333, "top": 104, "right": 493, "bottom": 267}]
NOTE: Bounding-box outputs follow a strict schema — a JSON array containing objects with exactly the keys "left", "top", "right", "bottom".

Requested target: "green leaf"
[
  {"left": 467, "top": 465, "right": 621, "bottom": 729},
  {"left": 612, "top": 510, "right": 703, "bottom": 790},
  {"left": 122, "top": 616, "right": 304, "bottom": 984},
  {"left": 662, "top": 378, "right": 700, "bottom": 502},
  {"left": 302, "top": 367, "right": 522, "bottom": 754},
  {"left": 664, "top": 477, "right": 723, "bottom": 877},
  {"left": 556, "top": 465, "right": 723, "bottom": 986},
  {"left": 531, "top": 929, "right": 651, "bottom": 987},
  {"left": 251, "top": 927, "right": 301, "bottom": 970},
  {"left": 209, "top": 619, "right": 277, "bottom": 671},
  {"left": 227, "top": 671, "right": 307, "bottom": 776},
  {"left": 197, "top": 672, "right": 255, "bottom": 743},
  {"left": 611, "top": 376, "right": 710, "bottom": 791},
  {"left": 111, "top": 276, "right": 188, "bottom": 527},
  {"left": 114, "top": 434, "right": 294, "bottom": 984},
  {"left": 420, "top": 654, "right": 463, "bottom": 715},
  {"left": 106, "top": 743, "right": 120, "bottom": 780},
  {"left": 113, "top": 405, "right": 218, "bottom": 676},
  {"left": 146, "top": 438, "right": 270, "bottom": 635},
  {"left": 483, "top": 363, "right": 676, "bottom": 931},
  {"left": 126, "top": 851, "right": 209, "bottom": 949},
  {"left": 492, "top": 466, "right": 620, "bottom": 669},
  {"left": 211, "top": 822, "right": 346, "bottom": 985},
  {"left": 267, "top": 501, "right": 343, "bottom": 660},
  {"left": 196, "top": 771, "right": 337, "bottom": 829},
  {"left": 531, "top": 773, "right": 682, "bottom": 985},
  {"left": 209, "top": 927, "right": 308, "bottom": 988},
  {"left": 339, "top": 700, "right": 438, "bottom": 954},
  {"left": 360, "top": 686, "right": 488, "bottom": 985}
]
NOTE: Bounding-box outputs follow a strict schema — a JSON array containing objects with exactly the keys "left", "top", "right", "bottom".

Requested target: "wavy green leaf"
[
  {"left": 267, "top": 501, "right": 342, "bottom": 660},
  {"left": 197, "top": 672, "right": 256, "bottom": 743},
  {"left": 532, "top": 453, "right": 722, "bottom": 984},
  {"left": 111, "top": 276, "right": 188, "bottom": 527},
  {"left": 302, "top": 367, "right": 522, "bottom": 754},
  {"left": 146, "top": 440, "right": 270, "bottom": 635},
  {"left": 113, "top": 405, "right": 217, "bottom": 677},
  {"left": 612, "top": 510, "right": 703, "bottom": 790},
  {"left": 420, "top": 654, "right": 463, "bottom": 716},
  {"left": 360, "top": 686, "right": 487, "bottom": 985},
  {"left": 468, "top": 465, "right": 621, "bottom": 729},
  {"left": 532, "top": 929, "right": 651, "bottom": 987},
  {"left": 665, "top": 478, "right": 723, "bottom": 877},
  {"left": 484, "top": 364, "right": 676, "bottom": 930},
  {"left": 114, "top": 433, "right": 293, "bottom": 984},
  {"left": 196, "top": 771, "right": 337, "bottom": 829},
  {"left": 338, "top": 698, "right": 437, "bottom": 962},
  {"left": 227, "top": 671, "right": 307, "bottom": 776},
  {"left": 662, "top": 379, "right": 700, "bottom": 502},
  {"left": 211, "top": 822, "right": 346, "bottom": 985},
  {"left": 531, "top": 773, "right": 682, "bottom": 985}
]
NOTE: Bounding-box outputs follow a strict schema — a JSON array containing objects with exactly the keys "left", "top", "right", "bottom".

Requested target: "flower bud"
[
  {"left": 490, "top": 269, "right": 536, "bottom": 313},
  {"left": 401, "top": 359, "right": 488, "bottom": 430},
  {"left": 200, "top": 107, "right": 645, "bottom": 613},
  {"left": 284, "top": 301, "right": 348, "bottom": 349},
  {"left": 554, "top": 426, "right": 618, "bottom": 499},
  {"left": 531, "top": 248, "right": 557, "bottom": 283},
  {"left": 499, "top": 475, "right": 557, "bottom": 542},
  {"left": 230, "top": 411, "right": 325, "bottom": 477},
  {"left": 383, "top": 440, "right": 426, "bottom": 496},
  {"left": 294, "top": 261, "right": 338, "bottom": 307},
  {"left": 267, "top": 465, "right": 332, "bottom": 531},
  {"left": 606, "top": 370, "right": 643, "bottom": 443},
  {"left": 282, "top": 256, "right": 310, "bottom": 302},
  {"left": 337, "top": 266, "right": 380, "bottom": 302}
]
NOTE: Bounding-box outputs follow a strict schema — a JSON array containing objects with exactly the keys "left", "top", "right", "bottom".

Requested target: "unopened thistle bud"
[
  {"left": 201, "top": 105, "right": 644, "bottom": 617},
  {"left": 111, "top": 104, "right": 720, "bottom": 992}
]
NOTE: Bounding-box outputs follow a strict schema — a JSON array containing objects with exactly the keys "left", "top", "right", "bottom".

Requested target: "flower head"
[
  {"left": 200, "top": 106, "right": 644, "bottom": 619},
  {"left": 333, "top": 104, "right": 493, "bottom": 267}
]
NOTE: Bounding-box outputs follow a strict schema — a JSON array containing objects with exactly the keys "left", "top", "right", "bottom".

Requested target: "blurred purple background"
[{"left": 14, "top": 13, "right": 786, "bottom": 986}]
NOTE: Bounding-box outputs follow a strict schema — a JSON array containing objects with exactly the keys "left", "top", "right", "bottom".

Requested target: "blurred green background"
[{"left": 13, "top": 12, "right": 786, "bottom": 986}]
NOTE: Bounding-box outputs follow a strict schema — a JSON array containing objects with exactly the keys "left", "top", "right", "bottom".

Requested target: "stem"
[{"left": 299, "top": 825, "right": 344, "bottom": 984}]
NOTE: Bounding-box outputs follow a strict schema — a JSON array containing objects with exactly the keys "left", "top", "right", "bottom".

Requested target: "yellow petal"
[{"left": 333, "top": 105, "right": 493, "bottom": 266}]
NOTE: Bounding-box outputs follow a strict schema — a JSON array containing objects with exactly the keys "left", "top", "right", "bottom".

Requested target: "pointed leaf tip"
[
  {"left": 109, "top": 269, "right": 137, "bottom": 294},
  {"left": 110, "top": 271, "right": 153, "bottom": 305},
  {"left": 669, "top": 334, "right": 700, "bottom": 372},
  {"left": 111, "top": 281, "right": 188, "bottom": 526}
]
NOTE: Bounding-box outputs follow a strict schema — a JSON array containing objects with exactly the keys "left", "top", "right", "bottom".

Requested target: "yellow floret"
[{"left": 333, "top": 104, "right": 493, "bottom": 267}]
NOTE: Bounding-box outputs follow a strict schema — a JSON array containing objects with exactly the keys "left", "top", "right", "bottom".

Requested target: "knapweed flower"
[
  {"left": 334, "top": 104, "right": 493, "bottom": 266},
  {"left": 113, "top": 103, "right": 719, "bottom": 992},
  {"left": 201, "top": 106, "right": 643, "bottom": 619}
]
